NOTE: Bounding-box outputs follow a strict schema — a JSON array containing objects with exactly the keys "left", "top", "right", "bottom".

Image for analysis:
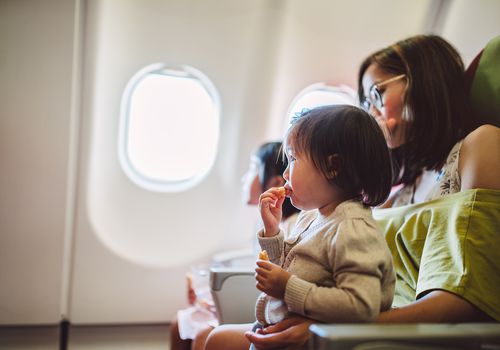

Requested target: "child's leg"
[
  {"left": 169, "top": 318, "right": 192, "bottom": 350},
  {"left": 191, "top": 325, "right": 214, "bottom": 350},
  {"left": 204, "top": 323, "right": 253, "bottom": 350}
]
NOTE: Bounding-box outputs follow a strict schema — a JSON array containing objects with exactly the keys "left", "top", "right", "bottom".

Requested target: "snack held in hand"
[
  {"left": 277, "top": 186, "right": 287, "bottom": 198},
  {"left": 258, "top": 250, "right": 269, "bottom": 261}
]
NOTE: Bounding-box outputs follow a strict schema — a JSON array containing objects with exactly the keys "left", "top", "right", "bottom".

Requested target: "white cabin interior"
[{"left": 0, "top": 0, "right": 499, "bottom": 348}]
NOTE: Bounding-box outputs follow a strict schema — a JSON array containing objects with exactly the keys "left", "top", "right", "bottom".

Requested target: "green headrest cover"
[{"left": 470, "top": 36, "right": 500, "bottom": 127}]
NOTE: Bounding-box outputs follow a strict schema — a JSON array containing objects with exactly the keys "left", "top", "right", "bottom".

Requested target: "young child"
[
  {"left": 170, "top": 141, "right": 299, "bottom": 350},
  {"left": 252, "top": 105, "right": 395, "bottom": 342}
]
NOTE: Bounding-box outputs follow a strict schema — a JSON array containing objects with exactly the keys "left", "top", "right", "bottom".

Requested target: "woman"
[{"left": 205, "top": 35, "right": 500, "bottom": 350}]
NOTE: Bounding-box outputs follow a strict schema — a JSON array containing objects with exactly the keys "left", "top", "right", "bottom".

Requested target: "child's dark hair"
[
  {"left": 287, "top": 105, "right": 392, "bottom": 207},
  {"left": 255, "top": 142, "right": 299, "bottom": 219}
]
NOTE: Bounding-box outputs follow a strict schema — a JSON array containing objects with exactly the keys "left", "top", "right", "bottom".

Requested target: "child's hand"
[
  {"left": 255, "top": 260, "right": 291, "bottom": 299},
  {"left": 186, "top": 273, "right": 197, "bottom": 305},
  {"left": 259, "top": 187, "right": 286, "bottom": 236}
]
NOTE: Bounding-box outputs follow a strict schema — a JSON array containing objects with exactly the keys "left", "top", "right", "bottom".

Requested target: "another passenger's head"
[
  {"left": 241, "top": 142, "right": 299, "bottom": 219},
  {"left": 284, "top": 105, "right": 392, "bottom": 209},
  {"left": 358, "top": 34, "right": 470, "bottom": 185}
]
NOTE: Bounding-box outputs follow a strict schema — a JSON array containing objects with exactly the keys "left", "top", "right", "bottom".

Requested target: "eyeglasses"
[{"left": 362, "top": 74, "right": 406, "bottom": 111}]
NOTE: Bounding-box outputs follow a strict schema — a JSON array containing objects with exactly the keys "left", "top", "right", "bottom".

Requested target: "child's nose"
[{"left": 283, "top": 166, "right": 289, "bottom": 180}]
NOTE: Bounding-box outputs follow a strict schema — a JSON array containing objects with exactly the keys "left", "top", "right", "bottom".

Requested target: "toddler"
[{"left": 253, "top": 105, "right": 395, "bottom": 341}]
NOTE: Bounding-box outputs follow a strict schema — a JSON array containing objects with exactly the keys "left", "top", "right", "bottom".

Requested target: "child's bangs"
[{"left": 284, "top": 120, "right": 311, "bottom": 158}]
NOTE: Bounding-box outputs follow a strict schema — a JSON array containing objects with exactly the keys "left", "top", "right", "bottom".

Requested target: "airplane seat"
[
  {"left": 209, "top": 249, "right": 260, "bottom": 325},
  {"left": 210, "top": 266, "right": 259, "bottom": 325},
  {"left": 464, "top": 35, "right": 500, "bottom": 129},
  {"left": 309, "top": 323, "right": 500, "bottom": 350}
]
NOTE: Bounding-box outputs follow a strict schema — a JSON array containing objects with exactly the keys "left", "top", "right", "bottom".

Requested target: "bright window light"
[
  {"left": 287, "top": 83, "right": 357, "bottom": 123},
  {"left": 119, "top": 64, "right": 220, "bottom": 192}
]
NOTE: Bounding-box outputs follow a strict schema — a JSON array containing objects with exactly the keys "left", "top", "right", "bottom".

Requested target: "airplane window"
[
  {"left": 287, "top": 83, "right": 357, "bottom": 123},
  {"left": 119, "top": 64, "right": 220, "bottom": 192}
]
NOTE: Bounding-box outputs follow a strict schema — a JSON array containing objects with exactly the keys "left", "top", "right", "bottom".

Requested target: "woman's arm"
[
  {"left": 459, "top": 124, "right": 500, "bottom": 191},
  {"left": 246, "top": 290, "right": 493, "bottom": 350},
  {"left": 377, "top": 290, "right": 493, "bottom": 323}
]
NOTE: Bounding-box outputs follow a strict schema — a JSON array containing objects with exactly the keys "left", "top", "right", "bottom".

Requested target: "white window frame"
[{"left": 118, "top": 63, "right": 221, "bottom": 192}]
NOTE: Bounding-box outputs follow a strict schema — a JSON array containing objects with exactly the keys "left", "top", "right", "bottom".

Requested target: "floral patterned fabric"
[{"left": 393, "top": 140, "right": 463, "bottom": 207}]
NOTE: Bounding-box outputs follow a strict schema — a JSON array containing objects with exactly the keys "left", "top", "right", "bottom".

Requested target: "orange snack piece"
[
  {"left": 277, "top": 187, "right": 286, "bottom": 198},
  {"left": 258, "top": 250, "right": 269, "bottom": 260}
]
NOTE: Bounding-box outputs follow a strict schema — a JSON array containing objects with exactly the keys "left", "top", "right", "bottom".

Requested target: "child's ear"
[
  {"left": 267, "top": 175, "right": 285, "bottom": 188},
  {"left": 327, "top": 154, "right": 341, "bottom": 179}
]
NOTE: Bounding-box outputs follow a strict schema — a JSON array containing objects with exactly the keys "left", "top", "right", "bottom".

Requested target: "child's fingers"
[
  {"left": 255, "top": 274, "right": 267, "bottom": 285},
  {"left": 260, "top": 186, "right": 286, "bottom": 202},
  {"left": 270, "top": 186, "right": 287, "bottom": 198},
  {"left": 255, "top": 328, "right": 265, "bottom": 335},
  {"left": 259, "top": 191, "right": 278, "bottom": 202},
  {"left": 259, "top": 197, "right": 276, "bottom": 209},
  {"left": 256, "top": 282, "right": 266, "bottom": 292},
  {"left": 255, "top": 266, "right": 268, "bottom": 275},
  {"left": 275, "top": 195, "right": 285, "bottom": 208},
  {"left": 256, "top": 260, "right": 273, "bottom": 270},
  {"left": 255, "top": 271, "right": 265, "bottom": 281}
]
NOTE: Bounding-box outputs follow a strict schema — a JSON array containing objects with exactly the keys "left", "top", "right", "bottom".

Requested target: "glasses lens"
[
  {"left": 362, "top": 99, "right": 371, "bottom": 111},
  {"left": 370, "top": 86, "right": 383, "bottom": 109}
]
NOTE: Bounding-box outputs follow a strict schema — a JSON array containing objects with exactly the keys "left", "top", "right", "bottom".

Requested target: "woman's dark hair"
[
  {"left": 255, "top": 142, "right": 299, "bottom": 219},
  {"left": 287, "top": 105, "right": 392, "bottom": 207},
  {"left": 357, "top": 35, "right": 472, "bottom": 186}
]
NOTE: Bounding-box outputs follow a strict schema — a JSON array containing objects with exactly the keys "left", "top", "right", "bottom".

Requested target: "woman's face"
[
  {"left": 362, "top": 63, "right": 407, "bottom": 149},
  {"left": 241, "top": 156, "right": 263, "bottom": 205}
]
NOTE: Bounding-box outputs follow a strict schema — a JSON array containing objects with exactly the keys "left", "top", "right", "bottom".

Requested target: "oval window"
[
  {"left": 287, "top": 83, "right": 357, "bottom": 123},
  {"left": 119, "top": 64, "right": 220, "bottom": 192}
]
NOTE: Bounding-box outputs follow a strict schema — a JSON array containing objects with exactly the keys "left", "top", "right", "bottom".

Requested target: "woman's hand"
[
  {"left": 245, "top": 315, "right": 314, "bottom": 349},
  {"left": 259, "top": 187, "right": 286, "bottom": 236},
  {"left": 255, "top": 260, "right": 290, "bottom": 299}
]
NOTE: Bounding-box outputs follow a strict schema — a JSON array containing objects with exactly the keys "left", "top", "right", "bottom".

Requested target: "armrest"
[
  {"left": 308, "top": 323, "right": 500, "bottom": 350},
  {"left": 210, "top": 267, "right": 260, "bottom": 324}
]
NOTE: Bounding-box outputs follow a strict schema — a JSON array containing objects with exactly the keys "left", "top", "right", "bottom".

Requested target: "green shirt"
[{"left": 374, "top": 189, "right": 500, "bottom": 321}]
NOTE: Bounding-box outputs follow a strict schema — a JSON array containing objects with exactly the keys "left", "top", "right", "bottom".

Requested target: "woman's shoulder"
[
  {"left": 463, "top": 124, "right": 500, "bottom": 145},
  {"left": 459, "top": 124, "right": 500, "bottom": 191}
]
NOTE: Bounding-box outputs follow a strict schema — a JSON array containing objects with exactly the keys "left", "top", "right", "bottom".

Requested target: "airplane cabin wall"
[
  {"left": 0, "top": 0, "right": 77, "bottom": 324},
  {"left": 0, "top": 0, "right": 498, "bottom": 326},
  {"left": 262, "top": 0, "right": 434, "bottom": 139},
  {"left": 439, "top": 0, "right": 500, "bottom": 65},
  {"left": 69, "top": 0, "right": 289, "bottom": 324}
]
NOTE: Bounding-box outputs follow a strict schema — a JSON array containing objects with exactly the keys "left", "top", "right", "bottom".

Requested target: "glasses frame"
[{"left": 362, "top": 74, "right": 406, "bottom": 111}]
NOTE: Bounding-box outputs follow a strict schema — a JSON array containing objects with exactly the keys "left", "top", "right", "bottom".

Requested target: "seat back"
[{"left": 465, "top": 36, "right": 500, "bottom": 129}]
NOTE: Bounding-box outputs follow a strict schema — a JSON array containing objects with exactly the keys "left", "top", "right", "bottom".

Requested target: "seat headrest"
[{"left": 465, "top": 36, "right": 500, "bottom": 128}]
